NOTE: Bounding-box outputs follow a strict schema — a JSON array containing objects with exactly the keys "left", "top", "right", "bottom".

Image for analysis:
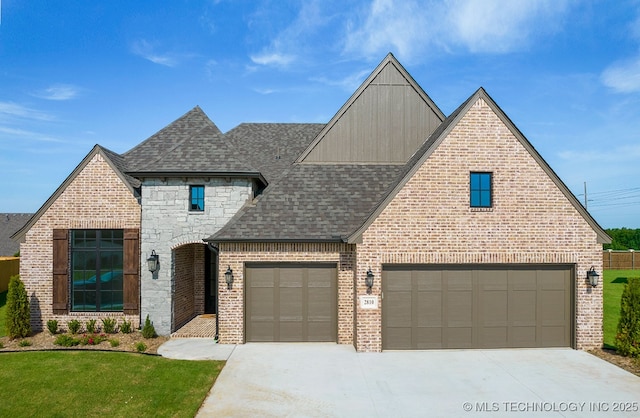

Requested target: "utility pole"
[{"left": 584, "top": 182, "right": 588, "bottom": 210}]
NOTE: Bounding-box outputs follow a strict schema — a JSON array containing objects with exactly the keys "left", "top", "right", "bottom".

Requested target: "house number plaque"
[{"left": 359, "top": 295, "right": 378, "bottom": 309}]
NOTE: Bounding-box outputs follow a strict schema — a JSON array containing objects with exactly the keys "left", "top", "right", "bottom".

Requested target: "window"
[
  {"left": 71, "top": 230, "right": 123, "bottom": 312},
  {"left": 470, "top": 172, "right": 492, "bottom": 208},
  {"left": 190, "top": 185, "right": 205, "bottom": 211}
]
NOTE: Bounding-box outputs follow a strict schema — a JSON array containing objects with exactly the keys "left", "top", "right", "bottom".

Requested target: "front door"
[{"left": 204, "top": 248, "right": 217, "bottom": 314}]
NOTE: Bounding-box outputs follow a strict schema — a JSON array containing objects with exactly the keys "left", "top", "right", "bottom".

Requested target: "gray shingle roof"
[
  {"left": 225, "top": 123, "right": 324, "bottom": 183},
  {"left": 209, "top": 164, "right": 405, "bottom": 242},
  {"left": 123, "top": 106, "right": 221, "bottom": 173},
  {"left": 1, "top": 213, "right": 32, "bottom": 256}
]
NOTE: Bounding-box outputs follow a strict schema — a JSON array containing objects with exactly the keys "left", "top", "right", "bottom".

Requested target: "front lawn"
[
  {"left": 0, "top": 351, "right": 223, "bottom": 417},
  {"left": 603, "top": 269, "right": 639, "bottom": 349},
  {"left": 0, "top": 291, "right": 6, "bottom": 337}
]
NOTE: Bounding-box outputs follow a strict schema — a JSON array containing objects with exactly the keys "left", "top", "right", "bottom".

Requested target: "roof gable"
[
  {"left": 11, "top": 145, "right": 139, "bottom": 242},
  {"left": 346, "top": 88, "right": 611, "bottom": 244},
  {"left": 297, "top": 53, "right": 445, "bottom": 164}
]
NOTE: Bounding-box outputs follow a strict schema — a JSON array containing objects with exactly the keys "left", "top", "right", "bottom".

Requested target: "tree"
[
  {"left": 6, "top": 275, "right": 31, "bottom": 339},
  {"left": 615, "top": 277, "right": 640, "bottom": 357},
  {"left": 604, "top": 228, "right": 640, "bottom": 251}
]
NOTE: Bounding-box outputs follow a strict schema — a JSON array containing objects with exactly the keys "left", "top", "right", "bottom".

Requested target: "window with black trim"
[
  {"left": 470, "top": 172, "right": 492, "bottom": 208},
  {"left": 190, "top": 185, "right": 205, "bottom": 211},
  {"left": 71, "top": 229, "right": 123, "bottom": 312}
]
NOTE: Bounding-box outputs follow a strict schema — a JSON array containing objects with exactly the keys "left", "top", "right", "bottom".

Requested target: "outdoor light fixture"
[
  {"left": 365, "top": 269, "right": 374, "bottom": 294},
  {"left": 587, "top": 266, "right": 600, "bottom": 287},
  {"left": 147, "top": 250, "right": 159, "bottom": 274},
  {"left": 225, "top": 266, "right": 234, "bottom": 290}
]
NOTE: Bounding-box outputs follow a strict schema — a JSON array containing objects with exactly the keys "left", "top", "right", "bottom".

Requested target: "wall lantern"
[
  {"left": 587, "top": 266, "right": 600, "bottom": 287},
  {"left": 365, "top": 269, "right": 374, "bottom": 294},
  {"left": 147, "top": 250, "right": 159, "bottom": 273},
  {"left": 225, "top": 266, "right": 234, "bottom": 290}
]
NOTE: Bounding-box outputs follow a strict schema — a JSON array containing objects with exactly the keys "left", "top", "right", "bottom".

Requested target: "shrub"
[
  {"left": 79, "top": 334, "right": 107, "bottom": 346},
  {"left": 6, "top": 275, "right": 31, "bottom": 339},
  {"left": 47, "top": 320, "right": 59, "bottom": 335},
  {"left": 102, "top": 317, "right": 117, "bottom": 334},
  {"left": 616, "top": 277, "right": 640, "bottom": 357},
  {"left": 141, "top": 315, "right": 157, "bottom": 339},
  {"left": 109, "top": 339, "right": 120, "bottom": 347},
  {"left": 120, "top": 318, "right": 133, "bottom": 334},
  {"left": 18, "top": 339, "right": 32, "bottom": 347},
  {"left": 67, "top": 319, "right": 81, "bottom": 335},
  {"left": 54, "top": 334, "right": 80, "bottom": 347},
  {"left": 135, "top": 342, "right": 147, "bottom": 353},
  {"left": 86, "top": 319, "right": 97, "bottom": 334}
]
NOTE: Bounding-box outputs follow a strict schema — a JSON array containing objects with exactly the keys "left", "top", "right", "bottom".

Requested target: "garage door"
[
  {"left": 245, "top": 264, "right": 337, "bottom": 342},
  {"left": 382, "top": 265, "right": 573, "bottom": 350}
]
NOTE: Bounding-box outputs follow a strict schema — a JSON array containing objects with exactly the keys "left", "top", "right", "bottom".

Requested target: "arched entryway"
[{"left": 171, "top": 243, "right": 218, "bottom": 337}]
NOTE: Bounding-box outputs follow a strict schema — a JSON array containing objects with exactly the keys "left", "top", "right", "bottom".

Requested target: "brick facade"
[
  {"left": 217, "top": 242, "right": 356, "bottom": 345},
  {"left": 173, "top": 243, "right": 206, "bottom": 330},
  {"left": 218, "top": 98, "right": 603, "bottom": 352},
  {"left": 19, "top": 152, "right": 141, "bottom": 331},
  {"left": 356, "top": 98, "right": 602, "bottom": 351}
]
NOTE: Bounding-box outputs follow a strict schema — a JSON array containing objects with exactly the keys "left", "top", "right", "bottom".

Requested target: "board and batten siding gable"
[{"left": 300, "top": 55, "right": 444, "bottom": 163}]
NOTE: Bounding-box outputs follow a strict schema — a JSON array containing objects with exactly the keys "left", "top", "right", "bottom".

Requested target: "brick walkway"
[{"left": 171, "top": 314, "right": 217, "bottom": 338}]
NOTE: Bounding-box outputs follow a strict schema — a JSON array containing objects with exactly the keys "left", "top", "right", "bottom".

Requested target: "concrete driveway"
[{"left": 190, "top": 343, "right": 640, "bottom": 417}]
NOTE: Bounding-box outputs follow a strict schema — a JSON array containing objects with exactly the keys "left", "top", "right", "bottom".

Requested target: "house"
[
  {"left": 12, "top": 54, "right": 609, "bottom": 352},
  {"left": 1, "top": 213, "right": 32, "bottom": 256}
]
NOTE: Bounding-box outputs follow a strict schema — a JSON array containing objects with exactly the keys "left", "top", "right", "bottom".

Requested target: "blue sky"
[{"left": 0, "top": 0, "right": 639, "bottom": 228}]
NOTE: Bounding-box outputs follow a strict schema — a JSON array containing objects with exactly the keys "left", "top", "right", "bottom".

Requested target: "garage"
[
  {"left": 382, "top": 265, "right": 573, "bottom": 350},
  {"left": 245, "top": 264, "right": 337, "bottom": 342}
]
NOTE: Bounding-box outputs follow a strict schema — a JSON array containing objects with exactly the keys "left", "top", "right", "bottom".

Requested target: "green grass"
[
  {"left": 0, "top": 351, "right": 224, "bottom": 417},
  {"left": 603, "top": 269, "right": 640, "bottom": 350},
  {"left": 0, "top": 291, "right": 6, "bottom": 337}
]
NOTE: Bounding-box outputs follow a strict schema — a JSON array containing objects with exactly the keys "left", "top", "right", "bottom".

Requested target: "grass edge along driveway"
[{"left": 0, "top": 351, "right": 223, "bottom": 418}]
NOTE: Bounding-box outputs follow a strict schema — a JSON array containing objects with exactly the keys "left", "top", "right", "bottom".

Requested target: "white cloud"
[
  {"left": 131, "top": 39, "right": 180, "bottom": 67},
  {"left": 601, "top": 56, "right": 640, "bottom": 93},
  {"left": 342, "top": 0, "right": 573, "bottom": 61},
  {"left": 32, "top": 84, "right": 81, "bottom": 101},
  {"left": 311, "top": 69, "right": 371, "bottom": 91},
  {"left": 250, "top": 52, "right": 295, "bottom": 67},
  {"left": 448, "top": 0, "right": 571, "bottom": 53},
  {"left": 558, "top": 143, "right": 640, "bottom": 163},
  {"left": 0, "top": 126, "right": 63, "bottom": 142},
  {"left": 0, "top": 102, "right": 54, "bottom": 121}
]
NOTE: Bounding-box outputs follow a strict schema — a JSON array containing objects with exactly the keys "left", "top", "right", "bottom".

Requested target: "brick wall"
[
  {"left": 173, "top": 245, "right": 195, "bottom": 329},
  {"left": 357, "top": 98, "right": 602, "bottom": 351},
  {"left": 20, "top": 152, "right": 141, "bottom": 331},
  {"left": 217, "top": 242, "right": 356, "bottom": 345}
]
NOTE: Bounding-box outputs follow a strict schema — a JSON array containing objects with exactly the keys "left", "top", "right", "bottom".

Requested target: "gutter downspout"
[{"left": 207, "top": 242, "right": 220, "bottom": 341}]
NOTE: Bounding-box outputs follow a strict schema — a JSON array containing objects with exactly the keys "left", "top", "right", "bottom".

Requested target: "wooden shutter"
[
  {"left": 52, "top": 229, "right": 69, "bottom": 314},
  {"left": 123, "top": 229, "right": 140, "bottom": 314}
]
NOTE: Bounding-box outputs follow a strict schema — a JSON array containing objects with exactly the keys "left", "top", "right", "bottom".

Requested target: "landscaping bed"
[
  {"left": 590, "top": 347, "right": 640, "bottom": 377},
  {"left": 0, "top": 330, "right": 168, "bottom": 354}
]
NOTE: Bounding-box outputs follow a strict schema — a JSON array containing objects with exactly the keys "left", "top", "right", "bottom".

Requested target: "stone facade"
[
  {"left": 140, "top": 177, "right": 253, "bottom": 335},
  {"left": 217, "top": 242, "right": 356, "bottom": 345},
  {"left": 19, "top": 152, "right": 141, "bottom": 331}
]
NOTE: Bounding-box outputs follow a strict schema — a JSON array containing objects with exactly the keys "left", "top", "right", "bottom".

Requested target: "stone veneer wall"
[
  {"left": 355, "top": 98, "right": 603, "bottom": 352},
  {"left": 19, "top": 152, "right": 141, "bottom": 331},
  {"left": 141, "top": 177, "right": 253, "bottom": 335},
  {"left": 217, "top": 242, "right": 356, "bottom": 345}
]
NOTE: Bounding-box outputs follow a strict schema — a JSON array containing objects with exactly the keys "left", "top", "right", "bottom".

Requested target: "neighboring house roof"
[
  {"left": 0, "top": 213, "right": 32, "bottom": 255},
  {"left": 209, "top": 164, "right": 406, "bottom": 242},
  {"left": 11, "top": 145, "right": 138, "bottom": 242},
  {"left": 224, "top": 123, "right": 324, "bottom": 183}
]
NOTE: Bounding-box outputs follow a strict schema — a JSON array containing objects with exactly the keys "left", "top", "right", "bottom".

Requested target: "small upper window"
[
  {"left": 470, "top": 172, "right": 492, "bottom": 208},
  {"left": 189, "top": 185, "right": 205, "bottom": 211}
]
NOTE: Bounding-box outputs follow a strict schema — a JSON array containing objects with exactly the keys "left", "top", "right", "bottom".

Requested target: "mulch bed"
[
  {"left": 0, "top": 331, "right": 169, "bottom": 354},
  {"left": 589, "top": 348, "right": 640, "bottom": 377}
]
